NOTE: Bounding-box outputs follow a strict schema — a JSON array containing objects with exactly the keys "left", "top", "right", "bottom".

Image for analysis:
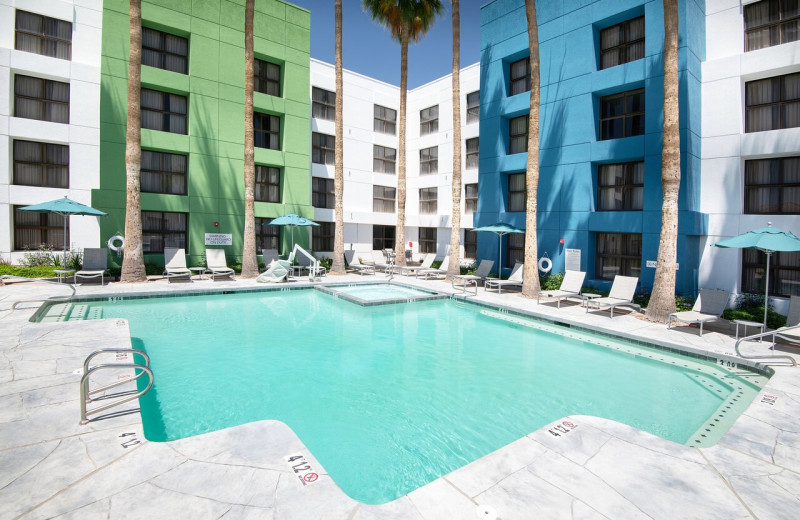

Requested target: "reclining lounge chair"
[
  {"left": 485, "top": 262, "right": 524, "bottom": 294},
  {"left": 419, "top": 255, "right": 449, "bottom": 280},
  {"left": 585, "top": 275, "right": 640, "bottom": 318},
  {"left": 668, "top": 288, "right": 730, "bottom": 336},
  {"left": 537, "top": 270, "right": 587, "bottom": 308},
  {"left": 163, "top": 247, "right": 192, "bottom": 282},
  {"left": 205, "top": 249, "right": 235, "bottom": 280},
  {"left": 345, "top": 250, "right": 375, "bottom": 275},
  {"left": 452, "top": 259, "right": 495, "bottom": 287},
  {"left": 399, "top": 253, "right": 436, "bottom": 277},
  {"left": 75, "top": 248, "right": 109, "bottom": 285}
]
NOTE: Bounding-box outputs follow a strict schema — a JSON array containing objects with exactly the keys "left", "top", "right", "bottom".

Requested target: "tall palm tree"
[
  {"left": 520, "top": 0, "right": 541, "bottom": 298},
  {"left": 121, "top": 0, "right": 146, "bottom": 282},
  {"left": 331, "top": 0, "right": 346, "bottom": 274},
  {"left": 446, "top": 0, "right": 462, "bottom": 281},
  {"left": 363, "top": 0, "right": 443, "bottom": 266},
  {"left": 240, "top": 0, "right": 258, "bottom": 278},
  {"left": 646, "top": 0, "right": 680, "bottom": 323}
]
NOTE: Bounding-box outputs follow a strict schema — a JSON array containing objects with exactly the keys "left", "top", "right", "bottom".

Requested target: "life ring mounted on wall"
[
  {"left": 107, "top": 235, "right": 125, "bottom": 254},
  {"left": 538, "top": 254, "right": 552, "bottom": 273}
]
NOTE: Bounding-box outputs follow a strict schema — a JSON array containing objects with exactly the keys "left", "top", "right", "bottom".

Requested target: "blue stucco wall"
[{"left": 477, "top": 0, "right": 706, "bottom": 294}]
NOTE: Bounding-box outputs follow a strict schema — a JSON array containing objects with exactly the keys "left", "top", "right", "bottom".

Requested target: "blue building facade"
[{"left": 476, "top": 0, "right": 706, "bottom": 294}]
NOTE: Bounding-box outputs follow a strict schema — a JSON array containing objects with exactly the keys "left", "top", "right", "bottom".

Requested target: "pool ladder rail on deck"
[
  {"left": 1, "top": 275, "right": 76, "bottom": 310},
  {"left": 735, "top": 325, "right": 798, "bottom": 367},
  {"left": 80, "top": 348, "right": 154, "bottom": 424}
]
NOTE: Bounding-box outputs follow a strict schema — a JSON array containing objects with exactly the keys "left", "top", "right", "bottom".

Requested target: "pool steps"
[{"left": 39, "top": 303, "right": 102, "bottom": 323}]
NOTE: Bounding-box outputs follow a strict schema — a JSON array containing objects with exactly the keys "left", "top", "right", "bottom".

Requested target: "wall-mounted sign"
[
  {"left": 565, "top": 248, "right": 581, "bottom": 271},
  {"left": 205, "top": 233, "right": 232, "bottom": 246},
  {"left": 646, "top": 260, "right": 679, "bottom": 269}
]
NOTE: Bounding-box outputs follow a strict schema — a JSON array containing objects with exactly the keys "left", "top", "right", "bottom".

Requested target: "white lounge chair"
[
  {"left": 371, "top": 250, "right": 393, "bottom": 273},
  {"left": 452, "top": 259, "right": 495, "bottom": 287},
  {"left": 399, "top": 253, "right": 436, "bottom": 277},
  {"left": 297, "top": 252, "right": 327, "bottom": 277},
  {"left": 537, "top": 270, "right": 587, "bottom": 308},
  {"left": 668, "top": 288, "right": 730, "bottom": 336},
  {"left": 775, "top": 295, "right": 800, "bottom": 345},
  {"left": 345, "top": 250, "right": 375, "bottom": 275},
  {"left": 419, "top": 255, "right": 449, "bottom": 280},
  {"left": 261, "top": 249, "right": 280, "bottom": 271},
  {"left": 205, "top": 249, "right": 235, "bottom": 280},
  {"left": 586, "top": 275, "right": 640, "bottom": 318},
  {"left": 163, "top": 247, "right": 192, "bottom": 282},
  {"left": 75, "top": 248, "right": 109, "bottom": 285},
  {"left": 256, "top": 258, "right": 291, "bottom": 283},
  {"left": 485, "top": 262, "right": 524, "bottom": 294}
]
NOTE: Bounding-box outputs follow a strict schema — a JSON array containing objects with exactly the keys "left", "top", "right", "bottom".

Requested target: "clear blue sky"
[{"left": 289, "top": 0, "right": 483, "bottom": 89}]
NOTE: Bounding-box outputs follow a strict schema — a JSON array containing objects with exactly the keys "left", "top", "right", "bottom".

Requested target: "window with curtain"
[
  {"left": 419, "top": 187, "right": 438, "bottom": 214},
  {"left": 255, "top": 59, "right": 281, "bottom": 96},
  {"left": 597, "top": 161, "right": 644, "bottom": 211},
  {"left": 742, "top": 249, "right": 800, "bottom": 297},
  {"left": 255, "top": 218, "right": 280, "bottom": 251},
  {"left": 312, "top": 177, "right": 334, "bottom": 209},
  {"left": 744, "top": 157, "right": 800, "bottom": 213},
  {"left": 141, "top": 88, "right": 187, "bottom": 134},
  {"left": 745, "top": 72, "right": 800, "bottom": 132},
  {"left": 599, "top": 16, "right": 645, "bottom": 70},
  {"left": 14, "top": 75, "right": 69, "bottom": 123},
  {"left": 15, "top": 10, "right": 72, "bottom": 60},
  {"left": 142, "top": 211, "right": 187, "bottom": 254},
  {"left": 373, "top": 145, "right": 396, "bottom": 174},
  {"left": 373, "top": 185, "right": 396, "bottom": 213},
  {"left": 466, "top": 91, "right": 480, "bottom": 123},
  {"left": 374, "top": 105, "right": 397, "bottom": 134},
  {"left": 509, "top": 115, "right": 528, "bottom": 154},
  {"left": 254, "top": 113, "right": 280, "bottom": 149},
  {"left": 373, "top": 225, "right": 395, "bottom": 250},
  {"left": 312, "top": 132, "right": 335, "bottom": 164},
  {"left": 466, "top": 138, "right": 479, "bottom": 169},
  {"left": 13, "top": 140, "right": 69, "bottom": 188},
  {"left": 596, "top": 232, "right": 642, "bottom": 280},
  {"left": 599, "top": 89, "right": 645, "bottom": 140},
  {"left": 510, "top": 58, "right": 531, "bottom": 96},
  {"left": 141, "top": 150, "right": 187, "bottom": 195},
  {"left": 255, "top": 165, "right": 281, "bottom": 203},
  {"left": 419, "top": 227, "right": 437, "bottom": 254},
  {"left": 142, "top": 27, "right": 188, "bottom": 74},
  {"left": 312, "top": 222, "right": 334, "bottom": 252},
  {"left": 420, "top": 105, "right": 439, "bottom": 135},
  {"left": 13, "top": 205, "right": 67, "bottom": 251},
  {"left": 312, "top": 87, "right": 335, "bottom": 121},
  {"left": 745, "top": 0, "right": 800, "bottom": 51},
  {"left": 464, "top": 229, "right": 477, "bottom": 259},
  {"left": 508, "top": 173, "right": 526, "bottom": 212},
  {"left": 420, "top": 146, "right": 438, "bottom": 175},
  {"left": 465, "top": 183, "right": 478, "bottom": 213},
  {"left": 507, "top": 233, "right": 525, "bottom": 267}
]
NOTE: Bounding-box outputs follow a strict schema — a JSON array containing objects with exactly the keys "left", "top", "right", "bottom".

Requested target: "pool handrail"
[
  {"left": 80, "top": 348, "right": 154, "bottom": 424},
  {"left": 2, "top": 275, "right": 76, "bottom": 310},
  {"left": 734, "top": 326, "right": 798, "bottom": 367}
]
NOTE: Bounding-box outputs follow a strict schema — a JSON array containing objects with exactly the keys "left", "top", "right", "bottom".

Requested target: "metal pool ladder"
[
  {"left": 734, "top": 326, "right": 798, "bottom": 367},
  {"left": 80, "top": 348, "right": 154, "bottom": 424}
]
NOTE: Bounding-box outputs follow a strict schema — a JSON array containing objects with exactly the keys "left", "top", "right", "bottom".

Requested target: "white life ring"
[
  {"left": 538, "top": 256, "right": 552, "bottom": 273},
  {"left": 107, "top": 235, "right": 125, "bottom": 253}
]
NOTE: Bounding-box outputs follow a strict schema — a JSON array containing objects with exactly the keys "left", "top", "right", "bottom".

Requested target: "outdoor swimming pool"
[{"left": 65, "top": 288, "right": 766, "bottom": 504}]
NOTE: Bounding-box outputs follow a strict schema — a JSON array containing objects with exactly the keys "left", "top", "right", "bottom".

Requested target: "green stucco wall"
[{"left": 94, "top": 0, "right": 311, "bottom": 266}]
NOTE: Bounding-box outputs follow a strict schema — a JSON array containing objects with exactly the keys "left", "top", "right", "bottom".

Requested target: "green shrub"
[
  {"left": 539, "top": 272, "right": 564, "bottom": 291},
  {"left": 318, "top": 256, "right": 332, "bottom": 270},
  {"left": 722, "top": 293, "right": 786, "bottom": 329},
  {"left": 0, "top": 265, "right": 58, "bottom": 278},
  {"left": 20, "top": 246, "right": 56, "bottom": 267},
  {"left": 145, "top": 263, "right": 163, "bottom": 276}
]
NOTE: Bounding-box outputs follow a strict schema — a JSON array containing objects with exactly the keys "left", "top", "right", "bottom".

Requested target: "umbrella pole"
[
  {"left": 498, "top": 233, "right": 503, "bottom": 280},
  {"left": 764, "top": 251, "right": 771, "bottom": 329},
  {"left": 62, "top": 213, "right": 68, "bottom": 267}
]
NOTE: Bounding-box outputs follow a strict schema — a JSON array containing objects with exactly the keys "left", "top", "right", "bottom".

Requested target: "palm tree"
[
  {"left": 121, "top": 0, "right": 146, "bottom": 283},
  {"left": 446, "top": 0, "right": 462, "bottom": 281},
  {"left": 240, "top": 0, "right": 258, "bottom": 278},
  {"left": 331, "top": 0, "right": 346, "bottom": 275},
  {"left": 520, "top": 0, "right": 541, "bottom": 298},
  {"left": 646, "top": 0, "right": 680, "bottom": 323},
  {"left": 362, "top": 0, "right": 443, "bottom": 266}
]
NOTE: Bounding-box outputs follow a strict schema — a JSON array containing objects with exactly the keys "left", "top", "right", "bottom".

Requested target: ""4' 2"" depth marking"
[{"left": 285, "top": 453, "right": 320, "bottom": 487}]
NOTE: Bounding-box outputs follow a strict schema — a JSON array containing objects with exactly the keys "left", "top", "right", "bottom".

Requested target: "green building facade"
[{"left": 95, "top": 0, "right": 311, "bottom": 266}]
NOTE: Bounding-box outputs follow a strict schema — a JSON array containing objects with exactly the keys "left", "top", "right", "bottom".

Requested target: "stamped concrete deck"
[{"left": 1, "top": 273, "right": 799, "bottom": 519}]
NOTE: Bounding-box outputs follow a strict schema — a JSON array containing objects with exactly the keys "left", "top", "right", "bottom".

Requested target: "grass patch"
[{"left": 0, "top": 265, "right": 58, "bottom": 278}]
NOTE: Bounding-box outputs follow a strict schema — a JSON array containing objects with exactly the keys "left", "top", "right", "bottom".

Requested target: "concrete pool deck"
[{"left": 1, "top": 274, "right": 799, "bottom": 519}]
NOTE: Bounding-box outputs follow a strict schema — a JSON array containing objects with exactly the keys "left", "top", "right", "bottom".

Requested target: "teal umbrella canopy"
[
  {"left": 470, "top": 223, "right": 525, "bottom": 279},
  {"left": 19, "top": 196, "right": 108, "bottom": 262},
  {"left": 264, "top": 213, "right": 319, "bottom": 251}
]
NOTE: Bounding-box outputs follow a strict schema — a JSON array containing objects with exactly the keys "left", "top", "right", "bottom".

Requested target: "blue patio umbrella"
[
  {"left": 470, "top": 222, "right": 525, "bottom": 279},
  {"left": 712, "top": 223, "right": 800, "bottom": 328},
  {"left": 264, "top": 213, "right": 319, "bottom": 250}
]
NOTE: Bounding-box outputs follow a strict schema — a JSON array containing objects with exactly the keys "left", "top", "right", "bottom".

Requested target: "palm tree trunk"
[
  {"left": 447, "top": 0, "right": 462, "bottom": 281},
  {"left": 395, "top": 28, "right": 409, "bottom": 266},
  {"left": 121, "top": 0, "right": 146, "bottom": 283},
  {"left": 646, "top": 0, "right": 680, "bottom": 323},
  {"left": 521, "top": 0, "right": 541, "bottom": 297},
  {"left": 332, "top": 0, "right": 346, "bottom": 275},
  {"left": 241, "top": 0, "right": 258, "bottom": 278}
]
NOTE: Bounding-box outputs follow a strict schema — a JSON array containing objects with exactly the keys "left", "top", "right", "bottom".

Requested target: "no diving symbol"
[{"left": 303, "top": 472, "right": 319, "bottom": 483}]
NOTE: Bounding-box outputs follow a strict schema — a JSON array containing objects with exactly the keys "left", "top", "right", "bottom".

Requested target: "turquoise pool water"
[{"left": 77, "top": 289, "right": 764, "bottom": 504}]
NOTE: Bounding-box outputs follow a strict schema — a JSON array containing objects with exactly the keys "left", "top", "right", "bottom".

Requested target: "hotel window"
[
  {"left": 374, "top": 145, "right": 397, "bottom": 174},
  {"left": 13, "top": 140, "right": 68, "bottom": 189},
  {"left": 464, "top": 229, "right": 477, "bottom": 259},
  {"left": 419, "top": 187, "right": 438, "bottom": 214},
  {"left": 254, "top": 113, "right": 280, "bottom": 149},
  {"left": 466, "top": 91, "right": 480, "bottom": 123},
  {"left": 142, "top": 27, "right": 188, "bottom": 74},
  {"left": 509, "top": 115, "right": 528, "bottom": 154},
  {"left": 14, "top": 205, "right": 66, "bottom": 251},
  {"left": 597, "top": 161, "right": 644, "bottom": 211},
  {"left": 508, "top": 173, "right": 526, "bottom": 212},
  {"left": 255, "top": 59, "right": 281, "bottom": 96},
  {"left": 743, "top": 249, "right": 800, "bottom": 297},
  {"left": 14, "top": 75, "right": 69, "bottom": 124},
  {"left": 466, "top": 138, "right": 479, "bottom": 169},
  {"left": 596, "top": 232, "right": 642, "bottom": 280},
  {"left": 745, "top": 73, "right": 800, "bottom": 132},
  {"left": 373, "top": 185, "right": 396, "bottom": 213},
  {"left": 312, "top": 132, "right": 335, "bottom": 165},
  {"left": 141, "top": 150, "right": 187, "bottom": 195},
  {"left": 745, "top": 0, "right": 800, "bottom": 51},
  {"left": 420, "top": 146, "right": 438, "bottom": 175},
  {"left": 507, "top": 233, "right": 524, "bottom": 267},
  {"left": 312, "top": 177, "right": 334, "bottom": 209},
  {"left": 142, "top": 211, "right": 187, "bottom": 254},
  {"left": 465, "top": 183, "right": 478, "bottom": 213},
  {"left": 255, "top": 165, "right": 281, "bottom": 203},
  {"left": 312, "top": 87, "right": 335, "bottom": 121},
  {"left": 744, "top": 157, "right": 800, "bottom": 214},
  {"left": 15, "top": 10, "right": 72, "bottom": 60},
  {"left": 374, "top": 105, "right": 397, "bottom": 134},
  {"left": 510, "top": 58, "right": 531, "bottom": 96},
  {"left": 373, "top": 225, "right": 395, "bottom": 250},
  {"left": 256, "top": 218, "right": 280, "bottom": 251},
  {"left": 141, "top": 88, "right": 187, "bottom": 134},
  {"left": 599, "top": 89, "right": 645, "bottom": 140},
  {"left": 420, "top": 105, "right": 439, "bottom": 135},
  {"left": 313, "top": 222, "right": 335, "bottom": 251},
  {"left": 599, "top": 16, "right": 645, "bottom": 70},
  {"left": 419, "top": 227, "right": 437, "bottom": 254}
]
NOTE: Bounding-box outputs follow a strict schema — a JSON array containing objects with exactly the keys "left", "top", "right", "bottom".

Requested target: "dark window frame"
[
  {"left": 420, "top": 105, "right": 439, "bottom": 135},
  {"left": 15, "top": 10, "right": 72, "bottom": 60},
  {"left": 312, "top": 177, "right": 334, "bottom": 209},
  {"left": 256, "top": 217, "right": 281, "bottom": 251},
  {"left": 742, "top": 249, "right": 800, "bottom": 298},
  {"left": 745, "top": 72, "right": 800, "bottom": 133},
  {"left": 509, "top": 58, "right": 531, "bottom": 96},
  {"left": 13, "top": 205, "right": 67, "bottom": 251},
  {"left": 141, "top": 210, "right": 188, "bottom": 254},
  {"left": 466, "top": 91, "right": 480, "bottom": 123},
  {"left": 373, "top": 145, "right": 397, "bottom": 174},
  {"left": 254, "top": 112, "right": 281, "bottom": 150},
  {"left": 420, "top": 146, "right": 438, "bottom": 175},
  {"left": 508, "top": 173, "right": 526, "bottom": 212},
  {"left": 13, "top": 140, "right": 69, "bottom": 189},
  {"left": 599, "top": 16, "right": 645, "bottom": 70},
  {"left": 419, "top": 187, "right": 438, "bottom": 214},
  {"left": 373, "top": 225, "right": 395, "bottom": 250},
  {"left": 254, "top": 58, "right": 281, "bottom": 96},
  {"left": 466, "top": 137, "right": 479, "bottom": 169},
  {"left": 141, "top": 88, "right": 187, "bottom": 134},
  {"left": 142, "top": 27, "right": 188, "bottom": 74},
  {"left": 373, "top": 185, "right": 396, "bottom": 213},
  {"left": 312, "top": 132, "right": 335, "bottom": 165},
  {"left": 599, "top": 88, "right": 645, "bottom": 140},
  {"left": 312, "top": 87, "right": 335, "bottom": 121},
  {"left": 507, "top": 233, "right": 524, "bottom": 268},
  {"left": 255, "top": 165, "right": 281, "bottom": 203},
  {"left": 14, "top": 74, "right": 70, "bottom": 124},
  {"left": 374, "top": 104, "right": 397, "bottom": 134},
  {"left": 312, "top": 221, "right": 335, "bottom": 251},
  {"left": 744, "top": 0, "right": 800, "bottom": 51},
  {"left": 597, "top": 161, "right": 644, "bottom": 211},
  {"left": 595, "top": 232, "right": 642, "bottom": 280},
  {"left": 509, "top": 115, "right": 528, "bottom": 154},
  {"left": 744, "top": 157, "right": 800, "bottom": 214},
  {"left": 419, "top": 227, "right": 437, "bottom": 254},
  {"left": 465, "top": 183, "right": 478, "bottom": 214},
  {"left": 464, "top": 229, "right": 477, "bottom": 259},
  {"left": 141, "top": 149, "right": 187, "bottom": 195}
]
